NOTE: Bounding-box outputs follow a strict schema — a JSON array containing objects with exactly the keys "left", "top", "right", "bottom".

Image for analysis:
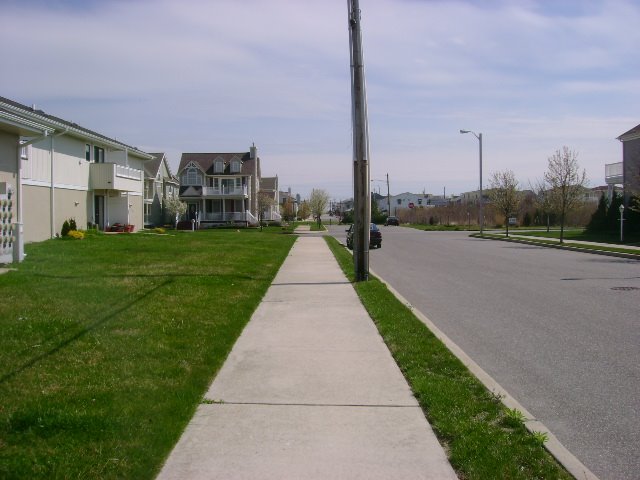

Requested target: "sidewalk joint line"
[{"left": 205, "top": 401, "right": 419, "bottom": 408}]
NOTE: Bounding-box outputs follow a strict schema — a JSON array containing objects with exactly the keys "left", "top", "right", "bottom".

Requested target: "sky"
[{"left": 2, "top": 0, "right": 639, "bottom": 200}]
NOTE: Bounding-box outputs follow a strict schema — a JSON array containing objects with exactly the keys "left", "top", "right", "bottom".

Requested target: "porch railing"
[
  {"left": 605, "top": 162, "right": 623, "bottom": 184},
  {"left": 201, "top": 186, "right": 248, "bottom": 196}
]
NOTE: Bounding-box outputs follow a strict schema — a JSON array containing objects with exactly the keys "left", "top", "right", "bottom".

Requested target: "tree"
[
  {"left": 488, "top": 169, "right": 520, "bottom": 237},
  {"left": 257, "top": 192, "right": 276, "bottom": 231},
  {"left": 370, "top": 193, "right": 386, "bottom": 224},
  {"left": 164, "top": 196, "right": 187, "bottom": 229},
  {"left": 544, "top": 147, "right": 588, "bottom": 243},
  {"left": 297, "top": 200, "right": 310, "bottom": 221},
  {"left": 308, "top": 189, "right": 330, "bottom": 229},
  {"left": 280, "top": 198, "right": 295, "bottom": 222},
  {"left": 530, "top": 178, "right": 554, "bottom": 232},
  {"left": 586, "top": 193, "right": 609, "bottom": 233}
]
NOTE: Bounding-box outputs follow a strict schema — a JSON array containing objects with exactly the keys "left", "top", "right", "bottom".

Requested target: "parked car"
[
  {"left": 346, "top": 223, "right": 382, "bottom": 249},
  {"left": 385, "top": 216, "right": 399, "bottom": 226}
]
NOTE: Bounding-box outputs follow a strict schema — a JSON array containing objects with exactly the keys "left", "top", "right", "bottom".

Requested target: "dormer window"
[
  {"left": 231, "top": 160, "right": 241, "bottom": 173},
  {"left": 214, "top": 160, "right": 224, "bottom": 174}
]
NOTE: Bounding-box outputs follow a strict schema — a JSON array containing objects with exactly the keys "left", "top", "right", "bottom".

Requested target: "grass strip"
[
  {"left": 509, "top": 229, "right": 640, "bottom": 246},
  {"left": 324, "top": 236, "right": 572, "bottom": 480},
  {"left": 0, "top": 229, "right": 295, "bottom": 479},
  {"left": 476, "top": 232, "right": 640, "bottom": 257}
]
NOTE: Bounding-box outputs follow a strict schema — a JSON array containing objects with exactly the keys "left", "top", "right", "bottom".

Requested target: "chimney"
[{"left": 250, "top": 142, "right": 257, "bottom": 159}]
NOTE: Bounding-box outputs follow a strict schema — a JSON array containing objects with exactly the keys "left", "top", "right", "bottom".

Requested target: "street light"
[
  {"left": 619, "top": 204, "right": 625, "bottom": 243},
  {"left": 460, "top": 129, "right": 483, "bottom": 235}
]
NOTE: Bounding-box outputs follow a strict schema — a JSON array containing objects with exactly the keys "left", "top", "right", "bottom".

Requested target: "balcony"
[
  {"left": 605, "top": 162, "right": 623, "bottom": 185},
  {"left": 90, "top": 163, "right": 143, "bottom": 193},
  {"left": 202, "top": 185, "right": 248, "bottom": 197}
]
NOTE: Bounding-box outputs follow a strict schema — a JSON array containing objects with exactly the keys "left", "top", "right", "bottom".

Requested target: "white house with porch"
[{"left": 176, "top": 145, "right": 263, "bottom": 227}]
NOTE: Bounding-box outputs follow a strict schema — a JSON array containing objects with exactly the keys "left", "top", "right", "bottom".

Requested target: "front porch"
[{"left": 181, "top": 197, "right": 259, "bottom": 227}]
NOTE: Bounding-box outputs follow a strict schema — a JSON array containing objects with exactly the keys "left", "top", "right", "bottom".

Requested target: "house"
[
  {"left": 176, "top": 144, "right": 261, "bottom": 227},
  {"left": 259, "top": 176, "right": 281, "bottom": 222},
  {"left": 144, "top": 153, "right": 179, "bottom": 227},
  {"left": 0, "top": 96, "right": 154, "bottom": 262},
  {"left": 279, "top": 187, "right": 299, "bottom": 219},
  {"left": 381, "top": 192, "right": 449, "bottom": 215},
  {"left": 616, "top": 123, "right": 640, "bottom": 206}
]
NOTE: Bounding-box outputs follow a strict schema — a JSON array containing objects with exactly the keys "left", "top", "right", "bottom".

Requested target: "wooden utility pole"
[
  {"left": 348, "top": 0, "right": 371, "bottom": 281},
  {"left": 386, "top": 173, "right": 391, "bottom": 216}
]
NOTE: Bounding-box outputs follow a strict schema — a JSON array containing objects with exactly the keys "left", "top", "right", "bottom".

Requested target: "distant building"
[
  {"left": 144, "top": 153, "right": 179, "bottom": 227},
  {"left": 260, "top": 176, "right": 281, "bottom": 222}
]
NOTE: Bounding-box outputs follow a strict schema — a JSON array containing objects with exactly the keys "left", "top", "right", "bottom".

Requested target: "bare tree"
[
  {"left": 488, "top": 169, "right": 520, "bottom": 237},
  {"left": 257, "top": 192, "right": 276, "bottom": 231},
  {"left": 308, "top": 189, "right": 330, "bottom": 228},
  {"left": 164, "top": 196, "right": 187, "bottom": 229},
  {"left": 544, "top": 146, "right": 588, "bottom": 243},
  {"left": 530, "top": 178, "right": 553, "bottom": 232}
]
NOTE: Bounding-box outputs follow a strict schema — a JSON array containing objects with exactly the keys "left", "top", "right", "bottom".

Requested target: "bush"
[
  {"left": 153, "top": 227, "right": 166, "bottom": 234},
  {"left": 67, "top": 230, "right": 85, "bottom": 240},
  {"left": 61, "top": 220, "right": 71, "bottom": 237}
]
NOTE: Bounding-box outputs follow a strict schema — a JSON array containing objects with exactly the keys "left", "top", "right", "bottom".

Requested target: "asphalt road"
[{"left": 327, "top": 225, "right": 640, "bottom": 480}]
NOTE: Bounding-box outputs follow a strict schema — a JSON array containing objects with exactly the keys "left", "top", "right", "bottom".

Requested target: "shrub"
[
  {"left": 69, "top": 218, "right": 77, "bottom": 231},
  {"left": 153, "top": 227, "right": 166, "bottom": 234},
  {"left": 67, "top": 230, "right": 85, "bottom": 240},
  {"left": 61, "top": 220, "right": 71, "bottom": 237}
]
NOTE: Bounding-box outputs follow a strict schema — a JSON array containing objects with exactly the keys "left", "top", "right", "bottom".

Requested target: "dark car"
[
  {"left": 385, "top": 216, "right": 399, "bottom": 226},
  {"left": 346, "top": 223, "right": 382, "bottom": 249}
]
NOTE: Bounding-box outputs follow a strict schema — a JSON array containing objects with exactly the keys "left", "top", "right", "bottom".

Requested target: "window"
[
  {"left": 231, "top": 160, "right": 241, "bottom": 173},
  {"left": 85, "top": 144, "right": 91, "bottom": 161},
  {"left": 397, "top": 199, "right": 402, "bottom": 205},
  {"left": 182, "top": 168, "right": 202, "bottom": 186},
  {"left": 214, "top": 161, "right": 224, "bottom": 173},
  {"left": 94, "top": 146, "right": 105, "bottom": 163},
  {"left": 20, "top": 143, "right": 29, "bottom": 160}
]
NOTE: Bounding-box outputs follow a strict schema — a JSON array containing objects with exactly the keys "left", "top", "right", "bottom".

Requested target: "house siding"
[{"left": 623, "top": 137, "right": 640, "bottom": 204}]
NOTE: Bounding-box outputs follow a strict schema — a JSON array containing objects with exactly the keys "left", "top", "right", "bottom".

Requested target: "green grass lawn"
[
  {"left": 0, "top": 229, "right": 295, "bottom": 479},
  {"left": 325, "top": 236, "right": 572, "bottom": 480},
  {"left": 511, "top": 228, "right": 640, "bottom": 245}
]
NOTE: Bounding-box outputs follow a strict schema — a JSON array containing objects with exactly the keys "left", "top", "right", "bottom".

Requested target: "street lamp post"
[
  {"left": 460, "top": 130, "right": 483, "bottom": 235},
  {"left": 619, "top": 204, "right": 625, "bottom": 243}
]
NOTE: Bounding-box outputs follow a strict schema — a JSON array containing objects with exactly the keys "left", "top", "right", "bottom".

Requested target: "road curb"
[
  {"left": 472, "top": 233, "right": 640, "bottom": 261},
  {"left": 369, "top": 266, "right": 600, "bottom": 480}
]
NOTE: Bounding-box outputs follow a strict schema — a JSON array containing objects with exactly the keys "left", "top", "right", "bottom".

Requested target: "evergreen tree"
[{"left": 586, "top": 193, "right": 608, "bottom": 233}]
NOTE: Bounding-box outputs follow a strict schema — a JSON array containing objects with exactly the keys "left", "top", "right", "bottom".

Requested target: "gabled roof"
[
  {"left": 617, "top": 123, "right": 640, "bottom": 141},
  {"left": 0, "top": 95, "right": 154, "bottom": 159},
  {"left": 178, "top": 152, "right": 259, "bottom": 177},
  {"left": 144, "top": 153, "right": 164, "bottom": 178}
]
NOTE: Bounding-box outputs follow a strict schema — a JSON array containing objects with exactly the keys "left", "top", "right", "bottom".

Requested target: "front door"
[{"left": 94, "top": 195, "right": 105, "bottom": 230}]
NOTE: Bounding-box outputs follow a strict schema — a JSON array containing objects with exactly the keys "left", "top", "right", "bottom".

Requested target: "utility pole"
[
  {"left": 348, "top": 0, "right": 371, "bottom": 281},
  {"left": 386, "top": 173, "right": 391, "bottom": 216}
]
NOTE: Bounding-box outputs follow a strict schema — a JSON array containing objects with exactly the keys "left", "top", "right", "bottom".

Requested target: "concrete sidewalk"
[{"left": 157, "top": 236, "right": 456, "bottom": 479}]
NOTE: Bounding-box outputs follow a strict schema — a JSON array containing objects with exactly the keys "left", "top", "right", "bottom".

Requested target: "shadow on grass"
[{"left": 0, "top": 279, "right": 172, "bottom": 385}]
